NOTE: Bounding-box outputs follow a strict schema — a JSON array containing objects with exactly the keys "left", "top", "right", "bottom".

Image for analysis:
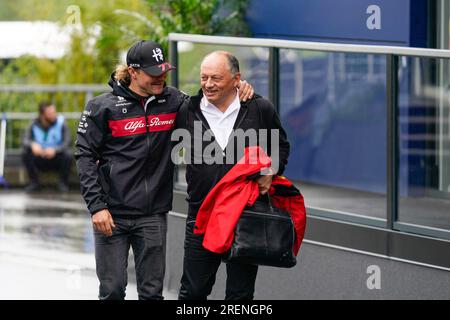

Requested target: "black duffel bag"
[{"left": 223, "top": 195, "right": 297, "bottom": 268}]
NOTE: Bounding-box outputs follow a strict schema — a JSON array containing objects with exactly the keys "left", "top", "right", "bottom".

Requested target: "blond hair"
[{"left": 114, "top": 64, "right": 131, "bottom": 86}]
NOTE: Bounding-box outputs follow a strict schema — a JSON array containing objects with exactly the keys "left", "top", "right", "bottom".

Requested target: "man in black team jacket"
[
  {"left": 76, "top": 41, "right": 253, "bottom": 300},
  {"left": 175, "top": 51, "right": 290, "bottom": 300},
  {"left": 75, "top": 40, "right": 187, "bottom": 300}
]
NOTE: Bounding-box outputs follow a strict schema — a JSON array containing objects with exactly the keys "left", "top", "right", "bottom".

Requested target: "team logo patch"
[
  {"left": 152, "top": 48, "right": 164, "bottom": 62},
  {"left": 108, "top": 112, "right": 177, "bottom": 137}
]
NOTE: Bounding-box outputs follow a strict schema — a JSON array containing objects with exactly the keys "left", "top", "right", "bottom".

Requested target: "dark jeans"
[
  {"left": 94, "top": 213, "right": 167, "bottom": 300},
  {"left": 22, "top": 149, "right": 72, "bottom": 185},
  {"left": 178, "top": 218, "right": 258, "bottom": 300}
]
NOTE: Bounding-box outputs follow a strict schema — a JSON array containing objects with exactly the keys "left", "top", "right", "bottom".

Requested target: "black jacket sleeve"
[
  {"left": 172, "top": 94, "right": 191, "bottom": 167},
  {"left": 174, "top": 94, "right": 190, "bottom": 130},
  {"left": 257, "top": 98, "right": 290, "bottom": 176},
  {"left": 74, "top": 99, "right": 108, "bottom": 215}
]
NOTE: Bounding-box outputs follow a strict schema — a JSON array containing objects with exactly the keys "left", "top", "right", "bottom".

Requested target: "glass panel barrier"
[
  {"left": 279, "top": 50, "right": 387, "bottom": 222},
  {"left": 398, "top": 56, "right": 450, "bottom": 232}
]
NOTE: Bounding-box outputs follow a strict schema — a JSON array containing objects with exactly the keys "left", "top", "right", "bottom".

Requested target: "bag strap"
[{"left": 250, "top": 98, "right": 276, "bottom": 212}]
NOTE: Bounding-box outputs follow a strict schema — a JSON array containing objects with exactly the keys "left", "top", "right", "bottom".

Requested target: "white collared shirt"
[{"left": 200, "top": 91, "right": 240, "bottom": 150}]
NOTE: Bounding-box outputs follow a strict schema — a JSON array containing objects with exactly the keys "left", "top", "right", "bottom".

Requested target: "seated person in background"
[{"left": 22, "top": 101, "right": 73, "bottom": 192}]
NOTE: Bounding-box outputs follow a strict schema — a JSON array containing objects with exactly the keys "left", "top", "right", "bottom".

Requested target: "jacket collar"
[
  {"left": 190, "top": 89, "right": 250, "bottom": 111},
  {"left": 190, "top": 89, "right": 251, "bottom": 132},
  {"left": 108, "top": 72, "right": 171, "bottom": 102}
]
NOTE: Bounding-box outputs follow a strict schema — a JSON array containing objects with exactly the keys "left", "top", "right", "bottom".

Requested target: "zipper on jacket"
[{"left": 142, "top": 96, "right": 155, "bottom": 214}]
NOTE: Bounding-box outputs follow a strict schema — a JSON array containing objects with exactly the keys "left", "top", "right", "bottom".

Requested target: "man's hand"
[
  {"left": 256, "top": 174, "right": 273, "bottom": 195},
  {"left": 238, "top": 80, "right": 254, "bottom": 102},
  {"left": 92, "top": 209, "right": 116, "bottom": 237},
  {"left": 31, "top": 143, "right": 43, "bottom": 157},
  {"left": 43, "top": 148, "right": 56, "bottom": 159}
]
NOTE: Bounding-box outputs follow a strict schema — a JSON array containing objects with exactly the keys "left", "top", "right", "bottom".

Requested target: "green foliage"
[
  {"left": 0, "top": 0, "right": 251, "bottom": 148},
  {"left": 147, "top": 0, "right": 251, "bottom": 48},
  {"left": 1, "top": 0, "right": 251, "bottom": 86},
  {"left": 0, "top": 0, "right": 72, "bottom": 21}
]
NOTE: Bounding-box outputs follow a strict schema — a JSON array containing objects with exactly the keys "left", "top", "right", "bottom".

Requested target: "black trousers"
[
  {"left": 94, "top": 213, "right": 167, "bottom": 300},
  {"left": 178, "top": 217, "right": 258, "bottom": 300},
  {"left": 22, "top": 149, "right": 72, "bottom": 184}
]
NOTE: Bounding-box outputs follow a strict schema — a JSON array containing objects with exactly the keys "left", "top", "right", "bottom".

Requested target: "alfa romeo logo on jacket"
[{"left": 108, "top": 113, "right": 177, "bottom": 137}]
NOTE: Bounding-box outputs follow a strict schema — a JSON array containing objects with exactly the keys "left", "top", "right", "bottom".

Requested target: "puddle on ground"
[{"left": 0, "top": 206, "right": 94, "bottom": 254}]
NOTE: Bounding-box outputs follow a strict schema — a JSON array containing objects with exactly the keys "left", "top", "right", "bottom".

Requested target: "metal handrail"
[
  {"left": 168, "top": 32, "right": 450, "bottom": 241},
  {"left": 4, "top": 112, "right": 81, "bottom": 120},
  {"left": 0, "top": 84, "right": 108, "bottom": 92},
  {"left": 168, "top": 33, "right": 450, "bottom": 59}
]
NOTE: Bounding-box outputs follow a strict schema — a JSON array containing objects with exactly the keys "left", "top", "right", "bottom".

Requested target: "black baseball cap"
[{"left": 126, "top": 40, "right": 176, "bottom": 77}]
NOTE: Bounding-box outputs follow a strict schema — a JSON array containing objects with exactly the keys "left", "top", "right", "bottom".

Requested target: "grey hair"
[
  {"left": 225, "top": 53, "right": 240, "bottom": 77},
  {"left": 203, "top": 51, "right": 240, "bottom": 77}
]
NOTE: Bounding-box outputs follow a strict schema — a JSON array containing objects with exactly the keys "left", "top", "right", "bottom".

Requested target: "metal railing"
[
  {"left": 168, "top": 33, "right": 450, "bottom": 241},
  {"left": 1, "top": 84, "right": 109, "bottom": 151}
]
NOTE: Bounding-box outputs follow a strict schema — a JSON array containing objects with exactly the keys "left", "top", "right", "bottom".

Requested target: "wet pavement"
[{"left": 0, "top": 190, "right": 175, "bottom": 300}]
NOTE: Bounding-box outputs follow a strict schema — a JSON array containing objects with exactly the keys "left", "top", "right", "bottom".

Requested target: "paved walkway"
[{"left": 0, "top": 190, "right": 177, "bottom": 300}]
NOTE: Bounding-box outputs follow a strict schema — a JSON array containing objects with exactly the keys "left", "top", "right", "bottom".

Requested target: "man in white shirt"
[
  {"left": 200, "top": 89, "right": 240, "bottom": 151},
  {"left": 176, "top": 51, "right": 290, "bottom": 300}
]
